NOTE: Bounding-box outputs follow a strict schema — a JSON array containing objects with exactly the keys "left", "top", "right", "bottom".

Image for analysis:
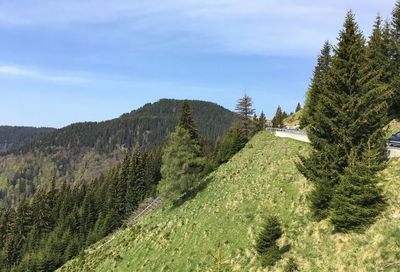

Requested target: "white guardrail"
[{"left": 266, "top": 127, "right": 400, "bottom": 158}]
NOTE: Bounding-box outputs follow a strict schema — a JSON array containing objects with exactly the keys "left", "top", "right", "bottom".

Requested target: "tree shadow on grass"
[
  {"left": 279, "top": 244, "right": 291, "bottom": 255},
  {"left": 172, "top": 177, "right": 214, "bottom": 208}
]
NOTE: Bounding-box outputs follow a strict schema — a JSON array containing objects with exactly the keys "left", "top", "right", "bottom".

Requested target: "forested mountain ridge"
[
  {"left": 0, "top": 99, "right": 235, "bottom": 208},
  {"left": 0, "top": 126, "right": 55, "bottom": 154},
  {"left": 17, "top": 99, "right": 234, "bottom": 154}
]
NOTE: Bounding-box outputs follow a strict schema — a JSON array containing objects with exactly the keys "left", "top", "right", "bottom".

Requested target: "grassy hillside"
[
  {"left": 59, "top": 132, "right": 400, "bottom": 272},
  {"left": 284, "top": 110, "right": 302, "bottom": 127}
]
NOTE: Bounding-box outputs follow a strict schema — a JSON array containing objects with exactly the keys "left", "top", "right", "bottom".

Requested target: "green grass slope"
[{"left": 59, "top": 132, "right": 400, "bottom": 272}]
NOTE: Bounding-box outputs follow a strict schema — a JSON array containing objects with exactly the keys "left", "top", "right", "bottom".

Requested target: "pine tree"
[
  {"left": 215, "top": 123, "right": 247, "bottom": 164},
  {"left": 255, "top": 216, "right": 283, "bottom": 267},
  {"left": 126, "top": 147, "right": 146, "bottom": 214},
  {"left": 235, "top": 94, "right": 255, "bottom": 138},
  {"left": 295, "top": 103, "right": 302, "bottom": 112},
  {"left": 300, "top": 11, "right": 389, "bottom": 228},
  {"left": 272, "top": 106, "right": 284, "bottom": 128},
  {"left": 330, "top": 14, "right": 390, "bottom": 232},
  {"left": 178, "top": 101, "right": 198, "bottom": 141},
  {"left": 158, "top": 126, "right": 205, "bottom": 202},
  {"left": 390, "top": 1, "right": 400, "bottom": 116},
  {"left": 255, "top": 111, "right": 267, "bottom": 132},
  {"left": 300, "top": 41, "right": 331, "bottom": 129}
]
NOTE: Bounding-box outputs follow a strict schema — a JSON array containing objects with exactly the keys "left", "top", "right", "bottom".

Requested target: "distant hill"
[
  {"left": 0, "top": 126, "right": 55, "bottom": 153},
  {"left": 59, "top": 132, "right": 400, "bottom": 271},
  {"left": 0, "top": 99, "right": 235, "bottom": 208},
  {"left": 18, "top": 99, "right": 234, "bottom": 154}
]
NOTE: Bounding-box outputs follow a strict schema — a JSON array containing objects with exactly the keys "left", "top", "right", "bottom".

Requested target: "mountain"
[
  {"left": 0, "top": 126, "right": 55, "bottom": 154},
  {"left": 18, "top": 99, "right": 234, "bottom": 154},
  {"left": 0, "top": 99, "right": 235, "bottom": 208},
  {"left": 59, "top": 132, "right": 400, "bottom": 271}
]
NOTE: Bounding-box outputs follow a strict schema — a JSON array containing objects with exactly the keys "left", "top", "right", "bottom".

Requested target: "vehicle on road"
[{"left": 388, "top": 131, "right": 400, "bottom": 147}]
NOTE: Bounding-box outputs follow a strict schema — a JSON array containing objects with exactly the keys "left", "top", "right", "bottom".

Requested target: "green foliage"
[
  {"left": 272, "top": 106, "right": 285, "bottom": 128},
  {"left": 235, "top": 94, "right": 255, "bottom": 138},
  {"left": 284, "top": 257, "right": 299, "bottom": 272},
  {"left": 215, "top": 124, "right": 247, "bottom": 164},
  {"left": 158, "top": 127, "right": 205, "bottom": 202},
  {"left": 299, "top": 11, "right": 389, "bottom": 229},
  {"left": 255, "top": 215, "right": 283, "bottom": 267},
  {"left": 295, "top": 103, "right": 302, "bottom": 113},
  {"left": 178, "top": 101, "right": 199, "bottom": 141},
  {"left": 0, "top": 146, "right": 162, "bottom": 271},
  {"left": 57, "top": 133, "right": 400, "bottom": 271},
  {"left": 0, "top": 126, "right": 55, "bottom": 154}
]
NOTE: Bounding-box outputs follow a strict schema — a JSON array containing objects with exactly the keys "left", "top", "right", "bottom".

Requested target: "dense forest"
[
  {"left": 0, "top": 99, "right": 235, "bottom": 209},
  {"left": 0, "top": 126, "right": 55, "bottom": 154},
  {"left": 0, "top": 97, "right": 263, "bottom": 271},
  {"left": 18, "top": 99, "right": 235, "bottom": 155}
]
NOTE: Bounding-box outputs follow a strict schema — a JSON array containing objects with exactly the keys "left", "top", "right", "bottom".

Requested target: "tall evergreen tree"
[
  {"left": 126, "top": 147, "right": 146, "bottom": 214},
  {"left": 256, "top": 111, "right": 267, "bottom": 132},
  {"left": 158, "top": 127, "right": 205, "bottom": 202},
  {"left": 178, "top": 101, "right": 198, "bottom": 141},
  {"left": 300, "top": 11, "right": 389, "bottom": 229},
  {"left": 272, "top": 106, "right": 284, "bottom": 128},
  {"left": 300, "top": 41, "right": 331, "bottom": 129},
  {"left": 389, "top": 1, "right": 400, "bottom": 116},
  {"left": 215, "top": 123, "right": 247, "bottom": 164},
  {"left": 235, "top": 94, "right": 255, "bottom": 138}
]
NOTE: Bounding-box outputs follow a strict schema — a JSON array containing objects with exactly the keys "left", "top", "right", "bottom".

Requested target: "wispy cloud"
[
  {"left": 0, "top": 0, "right": 395, "bottom": 56},
  {"left": 0, "top": 65, "right": 89, "bottom": 83}
]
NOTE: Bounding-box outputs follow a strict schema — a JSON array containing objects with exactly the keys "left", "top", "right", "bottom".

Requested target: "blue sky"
[{"left": 0, "top": 0, "right": 396, "bottom": 128}]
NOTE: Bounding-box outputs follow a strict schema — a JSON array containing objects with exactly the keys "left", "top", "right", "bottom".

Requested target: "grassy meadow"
[{"left": 59, "top": 132, "right": 400, "bottom": 272}]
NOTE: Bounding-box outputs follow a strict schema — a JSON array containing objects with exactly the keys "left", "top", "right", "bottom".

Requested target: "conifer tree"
[
  {"left": 390, "top": 1, "right": 400, "bottom": 116},
  {"left": 300, "top": 11, "right": 389, "bottom": 228},
  {"left": 300, "top": 41, "right": 331, "bottom": 129},
  {"left": 272, "top": 106, "right": 284, "bottom": 128},
  {"left": 215, "top": 123, "right": 247, "bottom": 164},
  {"left": 178, "top": 101, "right": 198, "bottom": 141},
  {"left": 256, "top": 111, "right": 267, "bottom": 132},
  {"left": 235, "top": 94, "right": 255, "bottom": 138},
  {"left": 295, "top": 103, "right": 302, "bottom": 112},
  {"left": 158, "top": 126, "right": 205, "bottom": 202},
  {"left": 126, "top": 147, "right": 146, "bottom": 214}
]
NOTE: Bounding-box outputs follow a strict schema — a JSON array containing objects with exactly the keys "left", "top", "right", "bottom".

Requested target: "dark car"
[{"left": 388, "top": 132, "right": 400, "bottom": 147}]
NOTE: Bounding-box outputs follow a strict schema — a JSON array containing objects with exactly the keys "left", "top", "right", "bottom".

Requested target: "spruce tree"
[
  {"left": 126, "top": 147, "right": 146, "bottom": 214},
  {"left": 256, "top": 111, "right": 267, "bottom": 132},
  {"left": 235, "top": 94, "right": 255, "bottom": 138},
  {"left": 215, "top": 123, "right": 247, "bottom": 164},
  {"left": 390, "top": 1, "right": 400, "bottom": 116},
  {"left": 300, "top": 11, "right": 389, "bottom": 228},
  {"left": 178, "top": 101, "right": 198, "bottom": 141},
  {"left": 158, "top": 126, "right": 205, "bottom": 202},
  {"left": 330, "top": 14, "right": 390, "bottom": 232},
  {"left": 272, "top": 106, "right": 284, "bottom": 128},
  {"left": 295, "top": 103, "right": 302, "bottom": 112},
  {"left": 300, "top": 41, "right": 331, "bottom": 129}
]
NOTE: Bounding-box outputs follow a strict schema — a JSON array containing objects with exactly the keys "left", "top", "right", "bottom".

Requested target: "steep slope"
[
  {"left": 283, "top": 110, "right": 302, "bottom": 127},
  {"left": 0, "top": 126, "right": 55, "bottom": 153},
  {"left": 59, "top": 132, "right": 400, "bottom": 271},
  {"left": 0, "top": 99, "right": 234, "bottom": 208}
]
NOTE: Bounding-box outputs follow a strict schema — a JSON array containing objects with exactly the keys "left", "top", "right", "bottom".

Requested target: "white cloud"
[
  {"left": 0, "top": 65, "right": 89, "bottom": 83},
  {"left": 0, "top": 0, "right": 396, "bottom": 56}
]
